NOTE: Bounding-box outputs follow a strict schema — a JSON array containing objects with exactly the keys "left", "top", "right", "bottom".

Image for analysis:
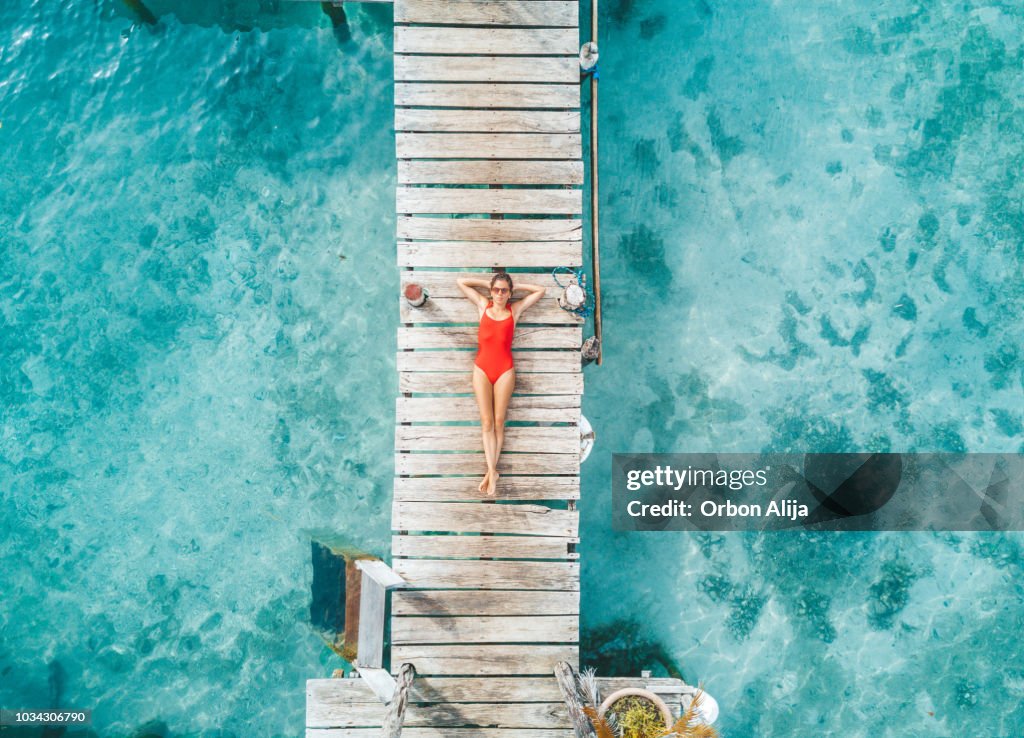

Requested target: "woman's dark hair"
[{"left": 490, "top": 272, "right": 513, "bottom": 291}]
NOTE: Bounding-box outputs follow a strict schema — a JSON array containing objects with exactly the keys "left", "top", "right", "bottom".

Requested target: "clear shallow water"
[
  {"left": 581, "top": 1, "right": 1024, "bottom": 736},
  {"left": 2, "top": 2, "right": 396, "bottom": 735},
  {"left": 1, "top": 1, "right": 1022, "bottom": 737}
]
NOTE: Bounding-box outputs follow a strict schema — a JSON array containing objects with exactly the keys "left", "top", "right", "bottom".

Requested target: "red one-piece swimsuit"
[{"left": 475, "top": 300, "right": 515, "bottom": 384}]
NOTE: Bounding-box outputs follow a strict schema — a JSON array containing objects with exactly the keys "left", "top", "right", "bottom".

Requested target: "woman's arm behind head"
[
  {"left": 511, "top": 283, "right": 547, "bottom": 320},
  {"left": 456, "top": 276, "right": 490, "bottom": 309}
]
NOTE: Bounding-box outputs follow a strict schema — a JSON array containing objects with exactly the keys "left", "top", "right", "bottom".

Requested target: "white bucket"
[{"left": 558, "top": 282, "right": 586, "bottom": 311}]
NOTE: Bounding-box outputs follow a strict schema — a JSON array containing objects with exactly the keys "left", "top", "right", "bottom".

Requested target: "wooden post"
[
  {"left": 589, "top": 2, "right": 603, "bottom": 365},
  {"left": 381, "top": 663, "right": 415, "bottom": 737},
  {"left": 555, "top": 661, "right": 595, "bottom": 738},
  {"left": 355, "top": 560, "right": 407, "bottom": 670},
  {"left": 123, "top": 0, "right": 157, "bottom": 25},
  {"left": 342, "top": 558, "right": 363, "bottom": 662},
  {"left": 357, "top": 576, "right": 386, "bottom": 669},
  {"left": 357, "top": 666, "right": 398, "bottom": 703}
]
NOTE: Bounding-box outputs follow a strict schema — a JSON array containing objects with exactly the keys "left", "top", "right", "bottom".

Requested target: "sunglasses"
[{"left": 491, "top": 286, "right": 510, "bottom": 294}]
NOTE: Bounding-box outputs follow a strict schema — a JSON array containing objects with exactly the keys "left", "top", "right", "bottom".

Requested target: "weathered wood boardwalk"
[{"left": 306, "top": 2, "right": 685, "bottom": 735}]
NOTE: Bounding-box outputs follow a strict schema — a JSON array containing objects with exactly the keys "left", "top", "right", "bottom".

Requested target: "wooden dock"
[{"left": 307, "top": 1, "right": 692, "bottom": 735}]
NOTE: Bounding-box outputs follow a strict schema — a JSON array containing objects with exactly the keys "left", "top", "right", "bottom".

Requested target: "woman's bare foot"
[
  {"left": 478, "top": 470, "right": 490, "bottom": 492},
  {"left": 486, "top": 472, "right": 499, "bottom": 497}
]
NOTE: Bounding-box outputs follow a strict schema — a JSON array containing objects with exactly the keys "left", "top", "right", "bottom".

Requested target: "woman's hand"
[
  {"left": 456, "top": 276, "right": 490, "bottom": 309},
  {"left": 511, "top": 283, "right": 546, "bottom": 321}
]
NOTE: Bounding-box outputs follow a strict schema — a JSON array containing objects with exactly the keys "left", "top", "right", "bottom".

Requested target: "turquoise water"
[
  {"left": 1, "top": 1, "right": 1022, "bottom": 736},
  {"left": 582, "top": 1, "right": 1024, "bottom": 736},
  {"left": 1, "top": 2, "right": 396, "bottom": 735}
]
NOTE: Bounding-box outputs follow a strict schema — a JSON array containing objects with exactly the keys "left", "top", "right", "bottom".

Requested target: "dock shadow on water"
[
  {"left": 582, "top": 618, "right": 686, "bottom": 681},
  {"left": 320, "top": 1, "right": 351, "bottom": 44},
  {"left": 309, "top": 541, "right": 346, "bottom": 635}
]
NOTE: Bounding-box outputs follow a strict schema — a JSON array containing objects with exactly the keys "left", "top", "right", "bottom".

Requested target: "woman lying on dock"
[{"left": 456, "top": 273, "right": 546, "bottom": 496}]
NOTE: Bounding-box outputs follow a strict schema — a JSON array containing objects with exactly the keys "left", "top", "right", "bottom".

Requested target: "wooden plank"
[
  {"left": 395, "top": 0, "right": 578, "bottom": 27},
  {"left": 401, "top": 271, "right": 572, "bottom": 297},
  {"left": 393, "top": 502, "right": 578, "bottom": 537},
  {"left": 396, "top": 109, "right": 581, "bottom": 134},
  {"left": 396, "top": 354, "right": 580, "bottom": 375},
  {"left": 398, "top": 351, "right": 578, "bottom": 374},
  {"left": 395, "top": 83, "right": 579, "bottom": 110},
  {"left": 307, "top": 683, "right": 387, "bottom": 728},
  {"left": 408, "top": 677, "right": 567, "bottom": 703},
  {"left": 396, "top": 453, "right": 578, "bottom": 476},
  {"left": 391, "top": 644, "right": 579, "bottom": 676},
  {"left": 400, "top": 372, "right": 583, "bottom": 395},
  {"left": 394, "top": 476, "right": 580, "bottom": 501},
  {"left": 596, "top": 676, "right": 693, "bottom": 695},
  {"left": 356, "top": 578, "right": 385, "bottom": 669},
  {"left": 398, "top": 160, "right": 584, "bottom": 186},
  {"left": 307, "top": 676, "right": 569, "bottom": 704},
  {"left": 395, "top": 27, "right": 578, "bottom": 56},
  {"left": 392, "top": 534, "right": 578, "bottom": 560},
  {"left": 396, "top": 426, "right": 578, "bottom": 454},
  {"left": 398, "top": 240, "right": 583, "bottom": 268},
  {"left": 554, "top": 661, "right": 591, "bottom": 737},
  {"left": 309, "top": 700, "right": 571, "bottom": 729},
  {"left": 395, "top": 394, "right": 579, "bottom": 423},
  {"left": 308, "top": 731, "right": 573, "bottom": 738},
  {"left": 392, "top": 589, "right": 580, "bottom": 616},
  {"left": 400, "top": 702, "right": 570, "bottom": 729},
  {"left": 393, "top": 559, "right": 579, "bottom": 590},
  {"left": 395, "top": 56, "right": 579, "bottom": 84},
  {"left": 307, "top": 678, "right": 379, "bottom": 706},
  {"left": 397, "top": 217, "right": 582, "bottom": 240},
  {"left": 355, "top": 560, "right": 406, "bottom": 590},
  {"left": 392, "top": 615, "right": 578, "bottom": 644},
  {"left": 412, "top": 702, "right": 568, "bottom": 729},
  {"left": 399, "top": 326, "right": 581, "bottom": 350},
  {"left": 397, "top": 133, "right": 581, "bottom": 161},
  {"left": 397, "top": 185, "right": 581, "bottom": 214},
  {"left": 399, "top": 298, "right": 581, "bottom": 325}
]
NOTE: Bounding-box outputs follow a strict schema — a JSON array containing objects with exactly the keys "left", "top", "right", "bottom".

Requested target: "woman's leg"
[
  {"left": 472, "top": 366, "right": 497, "bottom": 492},
  {"left": 488, "top": 368, "right": 515, "bottom": 496}
]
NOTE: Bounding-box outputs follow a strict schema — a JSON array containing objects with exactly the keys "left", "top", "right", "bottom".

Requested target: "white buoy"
[
  {"left": 558, "top": 282, "right": 586, "bottom": 312},
  {"left": 580, "top": 414, "right": 595, "bottom": 462},
  {"left": 694, "top": 691, "right": 720, "bottom": 725},
  {"left": 579, "top": 41, "right": 599, "bottom": 71}
]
